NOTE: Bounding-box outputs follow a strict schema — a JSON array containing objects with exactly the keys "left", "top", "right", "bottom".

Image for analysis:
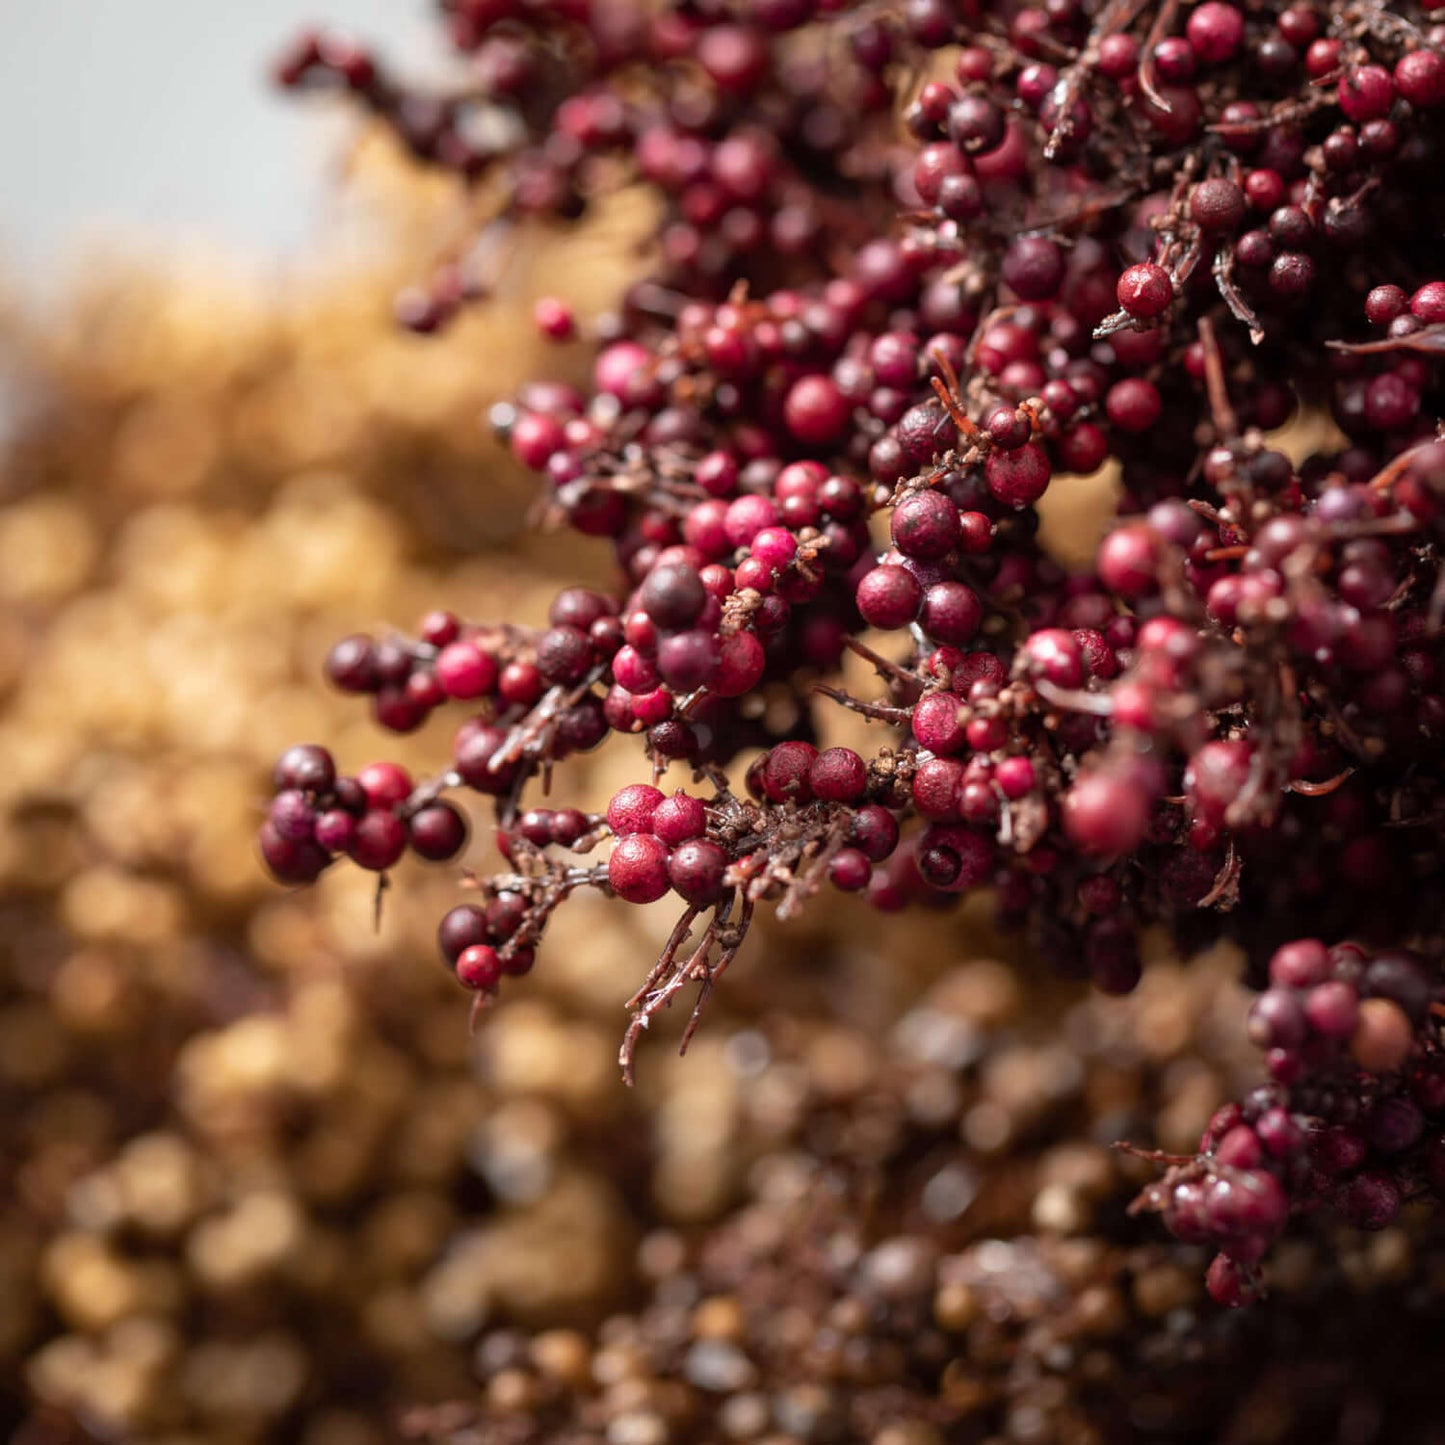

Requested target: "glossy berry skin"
[
  {"left": 408, "top": 801, "right": 468, "bottom": 861},
  {"left": 273, "top": 743, "right": 336, "bottom": 794},
  {"left": 349, "top": 810, "right": 408, "bottom": 871},
  {"left": 639, "top": 563, "right": 707, "bottom": 629},
  {"left": 358, "top": 761, "right": 412, "bottom": 810},
  {"left": 456, "top": 944, "right": 503, "bottom": 990},
  {"left": 1116, "top": 263, "right": 1173, "bottom": 320},
  {"left": 260, "top": 823, "right": 329, "bottom": 885}
]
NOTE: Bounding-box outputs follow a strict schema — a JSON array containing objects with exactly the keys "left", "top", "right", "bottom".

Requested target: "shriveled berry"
[
  {"left": 891, "top": 489, "right": 961, "bottom": 560},
  {"left": 809, "top": 746, "right": 868, "bottom": 803}
]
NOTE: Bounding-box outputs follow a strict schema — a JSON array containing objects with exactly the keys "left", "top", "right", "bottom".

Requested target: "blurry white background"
[{"left": 0, "top": 1, "right": 451, "bottom": 280}]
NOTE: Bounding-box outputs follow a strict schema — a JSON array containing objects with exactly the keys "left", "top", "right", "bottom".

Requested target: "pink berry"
[
  {"left": 533, "top": 296, "right": 576, "bottom": 340},
  {"left": 436, "top": 641, "right": 499, "bottom": 700}
]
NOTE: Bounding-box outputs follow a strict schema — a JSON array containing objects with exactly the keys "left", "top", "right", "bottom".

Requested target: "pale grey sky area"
[{"left": 0, "top": 1, "right": 450, "bottom": 279}]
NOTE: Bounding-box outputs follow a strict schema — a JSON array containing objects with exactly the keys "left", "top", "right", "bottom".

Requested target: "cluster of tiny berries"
[{"left": 266, "top": 0, "right": 1445, "bottom": 1297}]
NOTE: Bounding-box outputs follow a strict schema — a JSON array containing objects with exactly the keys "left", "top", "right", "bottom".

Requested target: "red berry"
[
  {"left": 349, "top": 809, "right": 408, "bottom": 871},
  {"left": 1116, "top": 262, "right": 1173, "bottom": 319},
  {"left": 652, "top": 792, "right": 708, "bottom": 845},
  {"left": 783, "top": 375, "right": 850, "bottom": 445},
  {"left": 357, "top": 761, "right": 413, "bottom": 810},
  {"left": 456, "top": 944, "right": 502, "bottom": 990},
  {"left": 808, "top": 746, "right": 868, "bottom": 803},
  {"left": 607, "top": 783, "right": 665, "bottom": 836},
  {"left": 608, "top": 834, "right": 672, "bottom": 904},
  {"left": 856, "top": 564, "right": 923, "bottom": 629},
  {"left": 1063, "top": 773, "right": 1150, "bottom": 856}
]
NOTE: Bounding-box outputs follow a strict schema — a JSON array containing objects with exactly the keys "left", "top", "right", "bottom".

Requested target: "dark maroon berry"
[
  {"left": 856, "top": 565, "right": 923, "bottom": 629},
  {"left": 849, "top": 805, "right": 900, "bottom": 862},
  {"left": 808, "top": 747, "right": 868, "bottom": 803},
  {"left": 890, "top": 489, "right": 961, "bottom": 560},
  {"left": 270, "top": 789, "right": 317, "bottom": 842},
  {"left": 349, "top": 809, "right": 408, "bottom": 871},
  {"left": 409, "top": 801, "right": 468, "bottom": 861},
  {"left": 668, "top": 838, "right": 729, "bottom": 904},
  {"left": 325, "top": 635, "right": 378, "bottom": 693},
  {"left": 639, "top": 563, "right": 707, "bottom": 630},
  {"left": 259, "top": 822, "right": 330, "bottom": 885},
  {"left": 273, "top": 743, "right": 337, "bottom": 794}
]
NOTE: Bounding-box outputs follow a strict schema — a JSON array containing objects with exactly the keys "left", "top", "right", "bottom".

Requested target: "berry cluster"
[
  {"left": 261, "top": 742, "right": 468, "bottom": 880},
  {"left": 1137, "top": 938, "right": 1445, "bottom": 1305},
  {"left": 265, "top": 0, "right": 1445, "bottom": 1291}
]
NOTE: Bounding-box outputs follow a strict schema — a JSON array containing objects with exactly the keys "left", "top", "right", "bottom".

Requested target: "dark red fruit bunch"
[{"left": 266, "top": 0, "right": 1445, "bottom": 1294}]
